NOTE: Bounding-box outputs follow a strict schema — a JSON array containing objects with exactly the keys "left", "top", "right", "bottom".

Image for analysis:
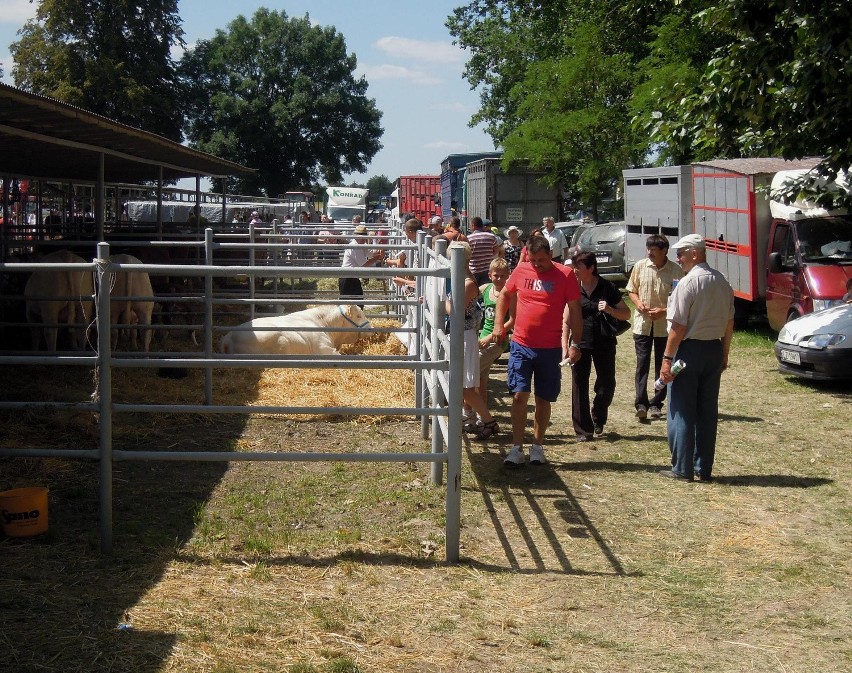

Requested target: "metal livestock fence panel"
[{"left": 0, "top": 232, "right": 467, "bottom": 562}]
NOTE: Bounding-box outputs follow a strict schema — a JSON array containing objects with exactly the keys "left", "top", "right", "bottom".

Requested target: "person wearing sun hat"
[
  {"left": 502, "top": 226, "right": 523, "bottom": 272},
  {"left": 658, "top": 233, "right": 734, "bottom": 483},
  {"left": 339, "top": 223, "right": 384, "bottom": 307}
]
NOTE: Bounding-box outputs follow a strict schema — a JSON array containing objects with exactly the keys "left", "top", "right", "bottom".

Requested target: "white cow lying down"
[{"left": 220, "top": 304, "right": 371, "bottom": 355}]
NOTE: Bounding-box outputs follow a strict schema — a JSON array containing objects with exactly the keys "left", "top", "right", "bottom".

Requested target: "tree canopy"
[
  {"left": 646, "top": 0, "right": 852, "bottom": 206},
  {"left": 366, "top": 175, "right": 394, "bottom": 203},
  {"left": 179, "top": 9, "right": 383, "bottom": 196},
  {"left": 448, "top": 0, "right": 669, "bottom": 210},
  {"left": 11, "top": 0, "right": 185, "bottom": 141},
  {"left": 501, "top": 24, "right": 642, "bottom": 217},
  {"left": 449, "top": 0, "right": 852, "bottom": 208}
]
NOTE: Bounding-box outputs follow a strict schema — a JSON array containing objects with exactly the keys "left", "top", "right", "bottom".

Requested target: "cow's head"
[{"left": 335, "top": 304, "right": 370, "bottom": 345}]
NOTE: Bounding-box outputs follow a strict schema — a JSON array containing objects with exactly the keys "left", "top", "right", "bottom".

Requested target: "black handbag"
[{"left": 598, "top": 311, "right": 631, "bottom": 338}]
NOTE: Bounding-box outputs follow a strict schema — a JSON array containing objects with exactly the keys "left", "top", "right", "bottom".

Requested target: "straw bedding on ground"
[{"left": 1, "top": 318, "right": 850, "bottom": 673}]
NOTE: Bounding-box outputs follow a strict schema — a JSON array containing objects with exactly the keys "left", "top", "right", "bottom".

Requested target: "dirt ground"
[{"left": 1, "top": 329, "right": 850, "bottom": 673}]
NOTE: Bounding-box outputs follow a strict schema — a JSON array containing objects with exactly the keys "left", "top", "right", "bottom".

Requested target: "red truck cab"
[
  {"left": 765, "top": 214, "right": 852, "bottom": 330},
  {"left": 692, "top": 159, "right": 851, "bottom": 331}
]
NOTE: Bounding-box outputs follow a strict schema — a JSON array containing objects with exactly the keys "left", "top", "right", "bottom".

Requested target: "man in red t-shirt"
[{"left": 493, "top": 236, "right": 583, "bottom": 466}]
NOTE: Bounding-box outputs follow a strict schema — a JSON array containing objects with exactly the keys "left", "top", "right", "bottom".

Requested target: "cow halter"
[{"left": 338, "top": 305, "right": 370, "bottom": 328}]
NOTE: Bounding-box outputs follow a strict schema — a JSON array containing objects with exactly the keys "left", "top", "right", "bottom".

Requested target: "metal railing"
[{"left": 0, "top": 232, "right": 467, "bottom": 561}]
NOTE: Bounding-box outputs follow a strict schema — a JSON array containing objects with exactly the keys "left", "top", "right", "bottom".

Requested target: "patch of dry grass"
[{"left": 1, "top": 316, "right": 851, "bottom": 673}]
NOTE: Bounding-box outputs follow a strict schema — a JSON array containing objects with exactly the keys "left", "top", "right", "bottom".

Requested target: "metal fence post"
[
  {"left": 430, "top": 237, "right": 448, "bottom": 485},
  {"left": 445, "top": 245, "right": 465, "bottom": 563},
  {"left": 421, "top": 233, "right": 434, "bottom": 442},
  {"left": 204, "top": 228, "right": 214, "bottom": 405},
  {"left": 248, "top": 223, "right": 257, "bottom": 321},
  {"left": 412, "top": 230, "right": 425, "bottom": 437},
  {"left": 95, "top": 241, "right": 113, "bottom": 554}
]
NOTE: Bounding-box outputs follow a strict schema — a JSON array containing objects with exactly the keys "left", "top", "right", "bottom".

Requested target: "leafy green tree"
[
  {"left": 179, "top": 9, "right": 383, "bottom": 197},
  {"left": 630, "top": 1, "right": 726, "bottom": 166},
  {"left": 647, "top": 0, "right": 852, "bottom": 205},
  {"left": 446, "top": 1, "right": 570, "bottom": 144},
  {"left": 502, "top": 24, "right": 641, "bottom": 217},
  {"left": 366, "top": 175, "right": 393, "bottom": 203},
  {"left": 448, "top": 1, "right": 672, "bottom": 209},
  {"left": 11, "top": 0, "right": 184, "bottom": 140},
  {"left": 448, "top": 1, "right": 671, "bottom": 145}
]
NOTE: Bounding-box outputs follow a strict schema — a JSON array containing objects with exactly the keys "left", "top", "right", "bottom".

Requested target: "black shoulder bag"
[{"left": 598, "top": 310, "right": 631, "bottom": 338}]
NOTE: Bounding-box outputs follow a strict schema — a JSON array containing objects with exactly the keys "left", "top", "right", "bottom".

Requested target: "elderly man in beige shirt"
[
  {"left": 657, "top": 234, "right": 734, "bottom": 482},
  {"left": 626, "top": 234, "right": 683, "bottom": 420}
]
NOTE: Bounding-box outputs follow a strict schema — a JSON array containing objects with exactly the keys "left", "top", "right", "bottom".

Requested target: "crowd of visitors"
[{"left": 338, "top": 213, "right": 734, "bottom": 482}]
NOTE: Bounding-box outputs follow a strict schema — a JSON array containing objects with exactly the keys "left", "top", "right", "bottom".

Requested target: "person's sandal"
[
  {"left": 463, "top": 420, "right": 483, "bottom": 433},
  {"left": 473, "top": 420, "right": 499, "bottom": 440}
]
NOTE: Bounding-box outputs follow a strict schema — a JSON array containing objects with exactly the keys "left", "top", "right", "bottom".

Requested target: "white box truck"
[
  {"left": 325, "top": 186, "right": 368, "bottom": 223},
  {"left": 623, "top": 165, "right": 693, "bottom": 275}
]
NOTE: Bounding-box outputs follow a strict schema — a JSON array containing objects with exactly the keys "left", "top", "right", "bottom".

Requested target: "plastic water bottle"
[{"left": 655, "top": 359, "right": 685, "bottom": 391}]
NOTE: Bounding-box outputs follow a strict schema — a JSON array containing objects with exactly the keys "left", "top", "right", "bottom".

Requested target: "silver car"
[
  {"left": 554, "top": 220, "right": 588, "bottom": 245},
  {"left": 775, "top": 302, "right": 852, "bottom": 381},
  {"left": 564, "top": 222, "right": 594, "bottom": 259},
  {"left": 573, "top": 221, "right": 627, "bottom": 283}
]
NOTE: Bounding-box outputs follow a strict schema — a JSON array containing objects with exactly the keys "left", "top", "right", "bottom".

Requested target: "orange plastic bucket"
[{"left": 0, "top": 487, "right": 49, "bottom": 537}]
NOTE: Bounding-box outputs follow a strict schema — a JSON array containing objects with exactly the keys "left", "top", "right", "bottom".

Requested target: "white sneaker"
[
  {"left": 504, "top": 445, "right": 525, "bottom": 467},
  {"left": 529, "top": 444, "right": 547, "bottom": 465}
]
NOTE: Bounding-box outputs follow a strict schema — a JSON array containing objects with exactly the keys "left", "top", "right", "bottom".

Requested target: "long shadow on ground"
[{"left": 464, "top": 441, "right": 631, "bottom": 577}]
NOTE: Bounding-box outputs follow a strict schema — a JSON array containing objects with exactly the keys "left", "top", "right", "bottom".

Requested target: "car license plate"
[
  {"left": 595, "top": 253, "right": 609, "bottom": 263},
  {"left": 780, "top": 349, "right": 801, "bottom": 364}
]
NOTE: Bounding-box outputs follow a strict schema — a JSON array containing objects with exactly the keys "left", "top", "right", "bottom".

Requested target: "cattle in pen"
[
  {"left": 107, "top": 254, "right": 155, "bottom": 352},
  {"left": 220, "top": 304, "right": 370, "bottom": 355},
  {"left": 24, "top": 250, "right": 95, "bottom": 351}
]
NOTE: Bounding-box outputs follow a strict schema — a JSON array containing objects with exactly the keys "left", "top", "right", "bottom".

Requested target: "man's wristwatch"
[{"left": 662, "top": 355, "right": 674, "bottom": 361}]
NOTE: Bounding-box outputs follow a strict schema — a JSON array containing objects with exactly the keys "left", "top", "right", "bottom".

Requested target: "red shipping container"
[{"left": 396, "top": 175, "right": 441, "bottom": 223}]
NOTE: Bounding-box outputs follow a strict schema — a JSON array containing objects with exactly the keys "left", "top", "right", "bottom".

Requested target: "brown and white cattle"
[
  {"left": 24, "top": 250, "right": 95, "bottom": 351},
  {"left": 220, "top": 304, "right": 370, "bottom": 355}
]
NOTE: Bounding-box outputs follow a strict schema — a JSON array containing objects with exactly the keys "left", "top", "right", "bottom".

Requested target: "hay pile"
[
  {"left": 0, "top": 318, "right": 415, "bottom": 447},
  {"left": 234, "top": 317, "right": 413, "bottom": 422}
]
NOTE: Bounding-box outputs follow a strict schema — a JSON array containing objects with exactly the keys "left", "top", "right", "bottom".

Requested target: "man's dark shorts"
[{"left": 507, "top": 341, "right": 563, "bottom": 402}]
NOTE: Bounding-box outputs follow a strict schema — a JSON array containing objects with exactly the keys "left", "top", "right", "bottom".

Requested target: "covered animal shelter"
[{"left": 0, "top": 84, "right": 468, "bottom": 562}]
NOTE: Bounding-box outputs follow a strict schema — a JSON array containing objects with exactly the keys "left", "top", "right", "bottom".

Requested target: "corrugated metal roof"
[
  {"left": 0, "top": 82, "right": 254, "bottom": 183},
  {"left": 693, "top": 157, "right": 823, "bottom": 176}
]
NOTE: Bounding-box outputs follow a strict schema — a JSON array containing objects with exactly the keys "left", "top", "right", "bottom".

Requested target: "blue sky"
[{"left": 0, "top": 0, "right": 496, "bottom": 185}]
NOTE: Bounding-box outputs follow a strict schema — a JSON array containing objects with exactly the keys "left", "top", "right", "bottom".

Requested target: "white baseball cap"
[{"left": 670, "top": 233, "right": 706, "bottom": 250}]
